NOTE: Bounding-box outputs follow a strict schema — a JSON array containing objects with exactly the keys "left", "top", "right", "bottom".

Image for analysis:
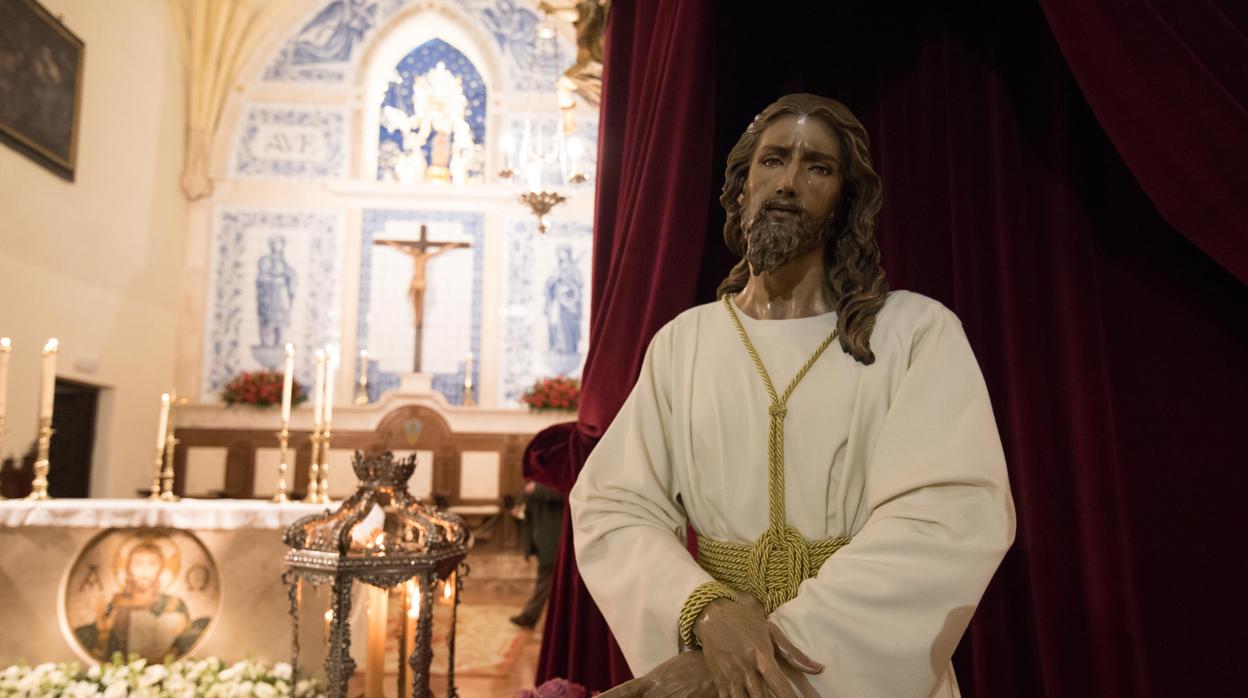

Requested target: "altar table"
[{"left": 0, "top": 499, "right": 330, "bottom": 667}]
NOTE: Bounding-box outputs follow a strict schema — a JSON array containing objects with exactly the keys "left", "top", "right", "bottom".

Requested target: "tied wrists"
[{"left": 678, "top": 581, "right": 738, "bottom": 649}]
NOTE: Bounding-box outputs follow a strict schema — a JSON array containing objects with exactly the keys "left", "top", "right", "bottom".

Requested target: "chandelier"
[{"left": 498, "top": 18, "right": 588, "bottom": 233}]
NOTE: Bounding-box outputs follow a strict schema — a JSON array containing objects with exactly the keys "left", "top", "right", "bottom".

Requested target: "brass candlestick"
[
  {"left": 27, "top": 417, "right": 53, "bottom": 500},
  {"left": 272, "top": 424, "right": 291, "bottom": 503},
  {"left": 148, "top": 445, "right": 165, "bottom": 501},
  {"left": 307, "top": 426, "right": 323, "bottom": 502},
  {"left": 463, "top": 375, "right": 476, "bottom": 407},
  {"left": 315, "top": 427, "right": 332, "bottom": 503},
  {"left": 159, "top": 432, "right": 180, "bottom": 502}
]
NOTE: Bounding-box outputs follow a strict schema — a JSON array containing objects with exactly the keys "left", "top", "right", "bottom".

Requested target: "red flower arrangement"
[
  {"left": 520, "top": 376, "right": 580, "bottom": 412},
  {"left": 221, "top": 370, "right": 307, "bottom": 407}
]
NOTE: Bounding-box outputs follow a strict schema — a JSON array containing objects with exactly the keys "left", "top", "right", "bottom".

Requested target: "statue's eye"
[
  {"left": 810, "top": 165, "right": 832, "bottom": 176},
  {"left": 761, "top": 156, "right": 783, "bottom": 167}
]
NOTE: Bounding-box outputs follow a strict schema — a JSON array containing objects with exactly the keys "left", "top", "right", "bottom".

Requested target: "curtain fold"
[
  {"left": 167, "top": 0, "right": 294, "bottom": 200},
  {"left": 1036, "top": 0, "right": 1248, "bottom": 284},
  {"left": 528, "top": 0, "right": 717, "bottom": 690}
]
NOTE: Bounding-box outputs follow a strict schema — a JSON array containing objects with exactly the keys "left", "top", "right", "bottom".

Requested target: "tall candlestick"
[
  {"left": 308, "top": 349, "right": 326, "bottom": 502},
  {"left": 463, "top": 352, "right": 475, "bottom": 406},
  {"left": 312, "top": 349, "right": 326, "bottom": 428},
  {"left": 322, "top": 349, "right": 336, "bottom": 428},
  {"left": 159, "top": 401, "right": 180, "bottom": 502},
  {"left": 365, "top": 585, "right": 388, "bottom": 698},
  {"left": 272, "top": 422, "right": 291, "bottom": 504},
  {"left": 27, "top": 416, "right": 53, "bottom": 501},
  {"left": 317, "top": 350, "right": 336, "bottom": 503},
  {"left": 355, "top": 349, "right": 369, "bottom": 405},
  {"left": 281, "top": 343, "right": 295, "bottom": 423},
  {"left": 156, "top": 393, "right": 171, "bottom": 451},
  {"left": 0, "top": 337, "right": 11, "bottom": 421},
  {"left": 39, "top": 339, "right": 58, "bottom": 420}
]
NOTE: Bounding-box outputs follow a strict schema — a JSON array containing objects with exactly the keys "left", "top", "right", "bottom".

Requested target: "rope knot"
[
  {"left": 768, "top": 404, "right": 788, "bottom": 418},
  {"left": 747, "top": 525, "right": 812, "bottom": 613}
]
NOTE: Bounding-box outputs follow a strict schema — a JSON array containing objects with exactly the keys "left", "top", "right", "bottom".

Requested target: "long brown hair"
[{"left": 718, "top": 93, "right": 888, "bottom": 364}]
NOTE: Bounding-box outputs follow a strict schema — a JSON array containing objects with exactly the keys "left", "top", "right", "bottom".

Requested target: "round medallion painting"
[{"left": 60, "top": 528, "right": 220, "bottom": 663}]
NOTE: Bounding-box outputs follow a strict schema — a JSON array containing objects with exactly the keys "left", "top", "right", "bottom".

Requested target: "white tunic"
[{"left": 570, "top": 291, "right": 1015, "bottom": 697}]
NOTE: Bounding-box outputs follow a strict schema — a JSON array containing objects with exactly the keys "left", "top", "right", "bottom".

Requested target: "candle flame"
[
  {"left": 284, "top": 342, "right": 294, "bottom": 356},
  {"left": 44, "top": 338, "right": 58, "bottom": 353},
  {"left": 324, "top": 609, "right": 333, "bottom": 622},
  {"left": 161, "top": 393, "right": 170, "bottom": 405},
  {"left": 374, "top": 532, "right": 385, "bottom": 546},
  {"left": 442, "top": 581, "right": 453, "bottom": 600},
  {"left": 0, "top": 337, "right": 10, "bottom": 350}
]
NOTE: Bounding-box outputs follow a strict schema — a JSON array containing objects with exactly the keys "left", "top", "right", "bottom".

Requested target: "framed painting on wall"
[{"left": 0, "top": 0, "right": 84, "bottom": 180}]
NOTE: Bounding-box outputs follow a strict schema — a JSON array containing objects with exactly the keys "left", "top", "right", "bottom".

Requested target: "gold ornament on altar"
[
  {"left": 149, "top": 392, "right": 185, "bottom": 502},
  {"left": 28, "top": 338, "right": 58, "bottom": 501},
  {"left": 283, "top": 451, "right": 470, "bottom": 698}
]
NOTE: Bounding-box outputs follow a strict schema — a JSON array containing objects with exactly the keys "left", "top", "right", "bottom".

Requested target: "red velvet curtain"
[
  {"left": 1037, "top": 0, "right": 1248, "bottom": 285},
  {"left": 530, "top": 1, "right": 1248, "bottom": 694},
  {"left": 525, "top": 0, "right": 716, "bottom": 690}
]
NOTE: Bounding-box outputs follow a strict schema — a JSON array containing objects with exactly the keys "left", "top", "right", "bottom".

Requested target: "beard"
[{"left": 743, "top": 201, "right": 830, "bottom": 275}]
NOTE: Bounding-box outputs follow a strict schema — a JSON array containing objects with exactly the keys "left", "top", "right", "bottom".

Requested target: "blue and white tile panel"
[
  {"left": 499, "top": 218, "right": 592, "bottom": 405},
  {"left": 229, "top": 103, "right": 348, "bottom": 180},
  {"left": 262, "top": 0, "right": 571, "bottom": 92},
  {"left": 202, "top": 207, "right": 344, "bottom": 402}
]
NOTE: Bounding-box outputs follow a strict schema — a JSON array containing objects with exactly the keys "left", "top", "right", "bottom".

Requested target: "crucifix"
[{"left": 373, "top": 225, "right": 471, "bottom": 372}]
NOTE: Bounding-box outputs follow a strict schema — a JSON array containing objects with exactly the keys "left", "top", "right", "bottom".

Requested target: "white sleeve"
[
  {"left": 769, "top": 306, "right": 1016, "bottom": 696},
  {"left": 570, "top": 326, "right": 716, "bottom": 675}
]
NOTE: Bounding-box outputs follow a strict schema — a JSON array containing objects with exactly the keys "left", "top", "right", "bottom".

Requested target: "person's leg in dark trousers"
[{"left": 512, "top": 561, "right": 555, "bottom": 628}]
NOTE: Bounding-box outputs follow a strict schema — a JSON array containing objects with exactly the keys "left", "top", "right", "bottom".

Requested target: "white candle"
[
  {"left": 39, "top": 338, "right": 58, "bottom": 420},
  {"left": 366, "top": 585, "right": 388, "bottom": 697},
  {"left": 280, "top": 343, "right": 295, "bottom": 423},
  {"left": 0, "top": 337, "right": 11, "bottom": 421},
  {"left": 156, "top": 393, "right": 171, "bottom": 450},
  {"left": 357, "top": 350, "right": 368, "bottom": 390},
  {"left": 312, "top": 349, "right": 326, "bottom": 427},
  {"left": 464, "top": 352, "right": 474, "bottom": 388},
  {"left": 322, "top": 349, "right": 336, "bottom": 428}
]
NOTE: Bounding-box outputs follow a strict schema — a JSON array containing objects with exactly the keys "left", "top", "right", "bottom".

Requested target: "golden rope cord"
[{"left": 679, "top": 295, "right": 853, "bottom": 646}]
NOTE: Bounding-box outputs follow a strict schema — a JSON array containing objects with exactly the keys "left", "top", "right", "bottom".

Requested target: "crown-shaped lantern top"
[{"left": 284, "top": 451, "right": 469, "bottom": 580}]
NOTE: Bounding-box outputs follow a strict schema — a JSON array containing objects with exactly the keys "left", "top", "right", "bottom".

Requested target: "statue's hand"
[
  {"left": 597, "top": 650, "right": 717, "bottom": 698},
  {"left": 693, "top": 597, "right": 823, "bottom": 698}
]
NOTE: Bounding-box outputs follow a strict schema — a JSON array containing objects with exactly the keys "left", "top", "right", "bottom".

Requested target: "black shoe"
[{"left": 509, "top": 614, "right": 537, "bottom": 629}]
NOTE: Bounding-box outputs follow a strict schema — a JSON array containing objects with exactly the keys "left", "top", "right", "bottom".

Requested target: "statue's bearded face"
[{"left": 739, "top": 115, "right": 844, "bottom": 275}]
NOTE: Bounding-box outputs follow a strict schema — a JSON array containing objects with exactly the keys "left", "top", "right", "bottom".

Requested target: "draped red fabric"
[
  {"left": 526, "top": 0, "right": 717, "bottom": 689},
  {"left": 529, "top": 1, "right": 1247, "bottom": 694},
  {"left": 1036, "top": 0, "right": 1248, "bottom": 284}
]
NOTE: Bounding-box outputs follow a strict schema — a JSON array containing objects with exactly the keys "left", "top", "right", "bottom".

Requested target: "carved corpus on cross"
[{"left": 373, "top": 225, "right": 471, "bottom": 373}]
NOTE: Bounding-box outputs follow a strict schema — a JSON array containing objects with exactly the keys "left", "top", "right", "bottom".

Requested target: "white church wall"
[{"left": 0, "top": 0, "right": 188, "bottom": 497}]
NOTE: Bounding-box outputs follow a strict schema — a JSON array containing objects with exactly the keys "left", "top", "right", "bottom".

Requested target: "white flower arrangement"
[{"left": 0, "top": 656, "right": 323, "bottom": 698}]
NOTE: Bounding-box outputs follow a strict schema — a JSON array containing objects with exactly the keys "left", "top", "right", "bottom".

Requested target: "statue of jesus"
[
  {"left": 374, "top": 225, "right": 470, "bottom": 372},
  {"left": 572, "top": 94, "right": 1015, "bottom": 697}
]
